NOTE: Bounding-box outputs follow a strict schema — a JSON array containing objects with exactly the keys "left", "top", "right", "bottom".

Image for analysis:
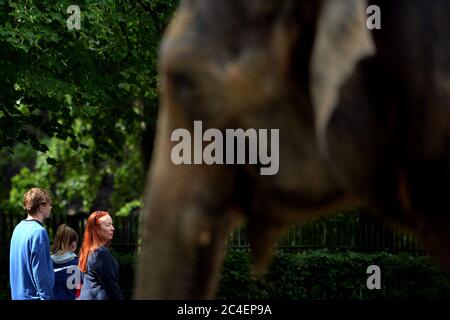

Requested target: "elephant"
[{"left": 134, "top": 0, "right": 450, "bottom": 299}]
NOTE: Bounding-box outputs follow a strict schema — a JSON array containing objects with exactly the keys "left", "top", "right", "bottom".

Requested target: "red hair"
[{"left": 78, "top": 211, "right": 111, "bottom": 272}]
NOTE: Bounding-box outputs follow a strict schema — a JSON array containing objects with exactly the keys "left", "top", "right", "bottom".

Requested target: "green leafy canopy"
[{"left": 0, "top": 0, "right": 179, "bottom": 215}]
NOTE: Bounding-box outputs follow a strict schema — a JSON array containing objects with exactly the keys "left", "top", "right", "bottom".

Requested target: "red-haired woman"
[{"left": 78, "top": 211, "right": 123, "bottom": 300}]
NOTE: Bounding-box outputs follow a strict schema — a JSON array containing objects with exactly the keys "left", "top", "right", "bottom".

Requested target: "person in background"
[
  {"left": 51, "top": 224, "right": 82, "bottom": 300},
  {"left": 78, "top": 211, "right": 123, "bottom": 300},
  {"left": 9, "top": 187, "right": 55, "bottom": 300}
]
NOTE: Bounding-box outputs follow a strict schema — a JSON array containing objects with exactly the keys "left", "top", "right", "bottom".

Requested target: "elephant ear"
[{"left": 311, "top": 0, "right": 375, "bottom": 149}]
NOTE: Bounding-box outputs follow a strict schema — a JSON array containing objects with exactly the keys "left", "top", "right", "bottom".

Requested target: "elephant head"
[{"left": 134, "top": 0, "right": 450, "bottom": 299}]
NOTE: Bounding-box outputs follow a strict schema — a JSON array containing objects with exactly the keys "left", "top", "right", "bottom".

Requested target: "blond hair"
[
  {"left": 22, "top": 187, "right": 52, "bottom": 215},
  {"left": 52, "top": 224, "right": 79, "bottom": 255}
]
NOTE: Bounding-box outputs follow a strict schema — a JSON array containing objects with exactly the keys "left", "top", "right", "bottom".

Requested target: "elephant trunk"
[
  {"left": 134, "top": 203, "right": 230, "bottom": 299},
  {"left": 133, "top": 108, "right": 239, "bottom": 299}
]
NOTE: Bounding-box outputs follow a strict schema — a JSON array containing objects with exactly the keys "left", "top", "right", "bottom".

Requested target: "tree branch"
[{"left": 136, "top": 0, "right": 164, "bottom": 34}]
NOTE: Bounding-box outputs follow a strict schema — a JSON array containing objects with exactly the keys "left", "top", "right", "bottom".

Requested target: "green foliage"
[
  {"left": 72, "top": 249, "right": 450, "bottom": 301},
  {"left": 0, "top": 0, "right": 178, "bottom": 158},
  {"left": 217, "top": 249, "right": 450, "bottom": 300},
  {"left": 109, "top": 248, "right": 137, "bottom": 300},
  {"left": 0, "top": 0, "right": 179, "bottom": 215},
  {"left": 6, "top": 133, "right": 93, "bottom": 213},
  {"left": 116, "top": 199, "right": 142, "bottom": 217},
  {"left": 5, "top": 248, "right": 442, "bottom": 300},
  {"left": 218, "top": 249, "right": 271, "bottom": 300},
  {"left": 4, "top": 128, "right": 144, "bottom": 215}
]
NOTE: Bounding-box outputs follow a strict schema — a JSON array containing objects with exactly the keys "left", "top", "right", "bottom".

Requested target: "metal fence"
[
  {"left": 1, "top": 211, "right": 424, "bottom": 252},
  {"left": 228, "top": 216, "right": 423, "bottom": 253},
  {"left": 0, "top": 209, "right": 424, "bottom": 297}
]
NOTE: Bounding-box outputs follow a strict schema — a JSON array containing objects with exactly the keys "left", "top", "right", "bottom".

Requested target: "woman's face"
[{"left": 98, "top": 214, "right": 115, "bottom": 242}]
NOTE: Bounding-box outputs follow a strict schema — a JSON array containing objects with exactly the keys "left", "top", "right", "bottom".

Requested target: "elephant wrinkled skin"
[{"left": 134, "top": 0, "right": 450, "bottom": 299}]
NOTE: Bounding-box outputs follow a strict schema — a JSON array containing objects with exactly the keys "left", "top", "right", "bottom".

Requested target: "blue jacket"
[
  {"left": 9, "top": 219, "right": 55, "bottom": 300},
  {"left": 52, "top": 252, "right": 82, "bottom": 300},
  {"left": 78, "top": 246, "right": 123, "bottom": 300}
]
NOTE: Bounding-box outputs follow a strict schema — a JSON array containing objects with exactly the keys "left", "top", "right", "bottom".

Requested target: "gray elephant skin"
[{"left": 134, "top": 0, "right": 450, "bottom": 299}]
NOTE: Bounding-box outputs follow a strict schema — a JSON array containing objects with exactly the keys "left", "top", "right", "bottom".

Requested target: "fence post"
[{"left": 324, "top": 220, "right": 335, "bottom": 250}]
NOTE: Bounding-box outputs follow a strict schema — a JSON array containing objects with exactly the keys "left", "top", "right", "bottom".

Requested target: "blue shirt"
[{"left": 9, "top": 219, "right": 55, "bottom": 300}]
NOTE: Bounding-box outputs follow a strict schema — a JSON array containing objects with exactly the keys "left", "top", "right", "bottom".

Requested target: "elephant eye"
[{"left": 169, "top": 71, "right": 196, "bottom": 104}]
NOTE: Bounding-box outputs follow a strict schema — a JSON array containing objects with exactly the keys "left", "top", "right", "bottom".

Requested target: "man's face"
[{"left": 39, "top": 201, "right": 52, "bottom": 218}]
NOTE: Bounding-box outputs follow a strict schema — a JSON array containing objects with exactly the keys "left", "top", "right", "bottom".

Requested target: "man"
[{"left": 10, "top": 187, "right": 55, "bottom": 300}]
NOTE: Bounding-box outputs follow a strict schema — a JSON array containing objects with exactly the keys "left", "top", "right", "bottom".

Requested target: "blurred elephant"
[{"left": 134, "top": 0, "right": 450, "bottom": 299}]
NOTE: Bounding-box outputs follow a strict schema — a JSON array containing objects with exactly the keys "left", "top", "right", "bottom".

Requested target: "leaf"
[
  {"left": 46, "top": 157, "right": 58, "bottom": 165},
  {"left": 69, "top": 139, "right": 79, "bottom": 151}
]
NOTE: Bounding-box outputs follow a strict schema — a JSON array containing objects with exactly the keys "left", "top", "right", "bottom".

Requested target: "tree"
[{"left": 0, "top": 0, "right": 179, "bottom": 214}]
